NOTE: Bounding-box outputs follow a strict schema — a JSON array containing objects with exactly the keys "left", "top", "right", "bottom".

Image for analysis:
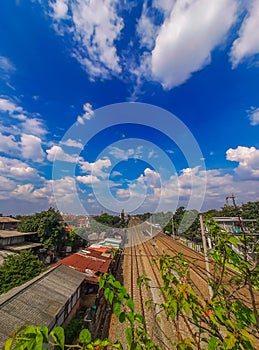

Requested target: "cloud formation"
[
  {"left": 230, "top": 0, "right": 259, "bottom": 67},
  {"left": 77, "top": 102, "right": 94, "bottom": 125},
  {"left": 49, "top": 0, "right": 124, "bottom": 79},
  {"left": 247, "top": 107, "right": 259, "bottom": 126},
  {"left": 21, "top": 134, "right": 45, "bottom": 162},
  {"left": 46, "top": 145, "right": 80, "bottom": 163},
  {"left": 226, "top": 146, "right": 259, "bottom": 179},
  {"left": 151, "top": 0, "right": 238, "bottom": 89}
]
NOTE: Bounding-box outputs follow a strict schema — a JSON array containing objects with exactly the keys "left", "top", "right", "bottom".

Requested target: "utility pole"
[
  {"left": 199, "top": 213, "right": 213, "bottom": 299},
  {"left": 171, "top": 215, "right": 175, "bottom": 239}
]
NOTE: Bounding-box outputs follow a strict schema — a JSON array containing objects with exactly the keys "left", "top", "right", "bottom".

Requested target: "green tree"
[
  {"left": 65, "top": 228, "right": 84, "bottom": 248},
  {"left": 18, "top": 208, "right": 66, "bottom": 253},
  {"left": 0, "top": 250, "right": 44, "bottom": 294}
]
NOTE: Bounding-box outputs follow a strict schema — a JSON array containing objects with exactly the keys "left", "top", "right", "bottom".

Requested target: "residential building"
[
  {"left": 0, "top": 264, "right": 85, "bottom": 348},
  {"left": 0, "top": 217, "right": 20, "bottom": 230},
  {"left": 0, "top": 230, "right": 41, "bottom": 252},
  {"left": 213, "top": 217, "right": 257, "bottom": 234}
]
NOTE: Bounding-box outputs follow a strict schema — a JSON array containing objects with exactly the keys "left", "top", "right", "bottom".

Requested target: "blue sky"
[{"left": 0, "top": 0, "right": 259, "bottom": 215}]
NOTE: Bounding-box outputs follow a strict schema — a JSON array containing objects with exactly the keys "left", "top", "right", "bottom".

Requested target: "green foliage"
[
  {"left": 18, "top": 208, "right": 67, "bottom": 252},
  {"left": 64, "top": 316, "right": 83, "bottom": 343},
  {"left": 163, "top": 207, "right": 200, "bottom": 240},
  {"left": 0, "top": 250, "right": 44, "bottom": 294},
  {"left": 94, "top": 212, "right": 126, "bottom": 228},
  {"left": 4, "top": 325, "right": 122, "bottom": 350},
  {"left": 65, "top": 228, "right": 84, "bottom": 247}
]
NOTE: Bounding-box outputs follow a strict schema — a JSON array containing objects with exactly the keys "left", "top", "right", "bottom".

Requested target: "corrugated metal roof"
[
  {"left": 213, "top": 217, "right": 257, "bottom": 222},
  {"left": 4, "top": 242, "right": 42, "bottom": 251},
  {"left": 55, "top": 249, "right": 112, "bottom": 283},
  {"left": 0, "top": 217, "right": 20, "bottom": 223},
  {"left": 0, "top": 230, "right": 36, "bottom": 238},
  {"left": 0, "top": 265, "right": 85, "bottom": 347}
]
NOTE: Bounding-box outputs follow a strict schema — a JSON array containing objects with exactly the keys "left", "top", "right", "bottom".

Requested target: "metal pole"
[{"left": 199, "top": 214, "right": 213, "bottom": 299}]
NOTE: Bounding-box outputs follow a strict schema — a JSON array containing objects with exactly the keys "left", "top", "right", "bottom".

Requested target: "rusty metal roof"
[{"left": 55, "top": 249, "right": 112, "bottom": 283}]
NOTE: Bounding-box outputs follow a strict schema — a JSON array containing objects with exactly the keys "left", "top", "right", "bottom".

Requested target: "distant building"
[
  {"left": 90, "top": 237, "right": 121, "bottom": 249},
  {"left": 62, "top": 214, "right": 89, "bottom": 228},
  {"left": 213, "top": 217, "right": 257, "bottom": 234},
  {"left": 0, "top": 230, "right": 41, "bottom": 253},
  {"left": 0, "top": 265, "right": 85, "bottom": 347},
  {"left": 0, "top": 217, "right": 20, "bottom": 230},
  {"left": 0, "top": 216, "right": 41, "bottom": 253}
]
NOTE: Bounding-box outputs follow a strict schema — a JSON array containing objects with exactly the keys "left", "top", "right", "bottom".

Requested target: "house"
[
  {"left": 0, "top": 217, "right": 20, "bottom": 230},
  {"left": 0, "top": 216, "right": 41, "bottom": 253},
  {"left": 0, "top": 264, "right": 85, "bottom": 348},
  {"left": 90, "top": 237, "right": 122, "bottom": 249},
  {"left": 54, "top": 248, "right": 113, "bottom": 285},
  {"left": 213, "top": 217, "right": 257, "bottom": 234},
  {"left": 0, "top": 230, "right": 41, "bottom": 252}
]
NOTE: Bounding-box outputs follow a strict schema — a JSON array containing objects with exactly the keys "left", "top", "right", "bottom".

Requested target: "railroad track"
[
  {"left": 156, "top": 233, "right": 259, "bottom": 309},
  {"left": 129, "top": 225, "right": 173, "bottom": 349},
  {"left": 110, "top": 222, "right": 259, "bottom": 347}
]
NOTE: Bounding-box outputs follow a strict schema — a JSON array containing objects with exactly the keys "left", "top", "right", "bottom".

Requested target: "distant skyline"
[{"left": 0, "top": 0, "right": 259, "bottom": 215}]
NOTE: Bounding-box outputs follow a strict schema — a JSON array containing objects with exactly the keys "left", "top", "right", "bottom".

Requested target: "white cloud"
[
  {"left": 61, "top": 138, "right": 83, "bottom": 148},
  {"left": 0, "top": 56, "right": 15, "bottom": 73},
  {"left": 137, "top": 168, "right": 161, "bottom": 188},
  {"left": 247, "top": 107, "right": 259, "bottom": 126},
  {"left": 166, "top": 149, "right": 174, "bottom": 154},
  {"left": 0, "top": 97, "right": 23, "bottom": 114},
  {"left": 0, "top": 156, "right": 40, "bottom": 180},
  {"left": 226, "top": 146, "right": 259, "bottom": 179},
  {"left": 109, "top": 146, "right": 143, "bottom": 160},
  {"left": 77, "top": 102, "right": 94, "bottom": 125},
  {"left": 46, "top": 145, "right": 80, "bottom": 163},
  {"left": 80, "top": 158, "right": 111, "bottom": 178},
  {"left": 230, "top": 0, "right": 259, "bottom": 67},
  {"left": 33, "top": 176, "right": 74, "bottom": 202},
  {"left": 50, "top": 0, "right": 68, "bottom": 19},
  {"left": 13, "top": 184, "right": 35, "bottom": 198},
  {"left": 49, "top": 0, "right": 124, "bottom": 79},
  {"left": 110, "top": 170, "right": 122, "bottom": 177},
  {"left": 76, "top": 175, "right": 100, "bottom": 184},
  {"left": 151, "top": 0, "right": 238, "bottom": 89},
  {"left": 116, "top": 188, "right": 131, "bottom": 199},
  {"left": 137, "top": 2, "right": 159, "bottom": 50},
  {"left": 21, "top": 134, "right": 45, "bottom": 162},
  {"left": 152, "top": 0, "right": 175, "bottom": 16},
  {"left": 0, "top": 97, "right": 47, "bottom": 136},
  {"left": 21, "top": 118, "right": 47, "bottom": 136},
  {"left": 0, "top": 176, "right": 16, "bottom": 192},
  {"left": 0, "top": 133, "right": 19, "bottom": 156}
]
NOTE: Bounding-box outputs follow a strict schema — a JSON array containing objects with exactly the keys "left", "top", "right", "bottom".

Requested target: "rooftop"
[
  {"left": 0, "top": 265, "right": 85, "bottom": 347},
  {"left": 55, "top": 248, "right": 112, "bottom": 283},
  {"left": 4, "top": 242, "right": 42, "bottom": 252},
  {"left": 0, "top": 217, "right": 20, "bottom": 223},
  {"left": 213, "top": 217, "right": 257, "bottom": 222},
  {"left": 0, "top": 230, "right": 37, "bottom": 238}
]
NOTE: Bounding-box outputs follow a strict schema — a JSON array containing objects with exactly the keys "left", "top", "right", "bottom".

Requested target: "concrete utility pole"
[
  {"left": 171, "top": 216, "right": 175, "bottom": 239},
  {"left": 199, "top": 213, "right": 213, "bottom": 299}
]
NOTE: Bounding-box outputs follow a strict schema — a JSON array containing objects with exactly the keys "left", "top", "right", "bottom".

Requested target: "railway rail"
[{"left": 109, "top": 223, "right": 259, "bottom": 347}]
